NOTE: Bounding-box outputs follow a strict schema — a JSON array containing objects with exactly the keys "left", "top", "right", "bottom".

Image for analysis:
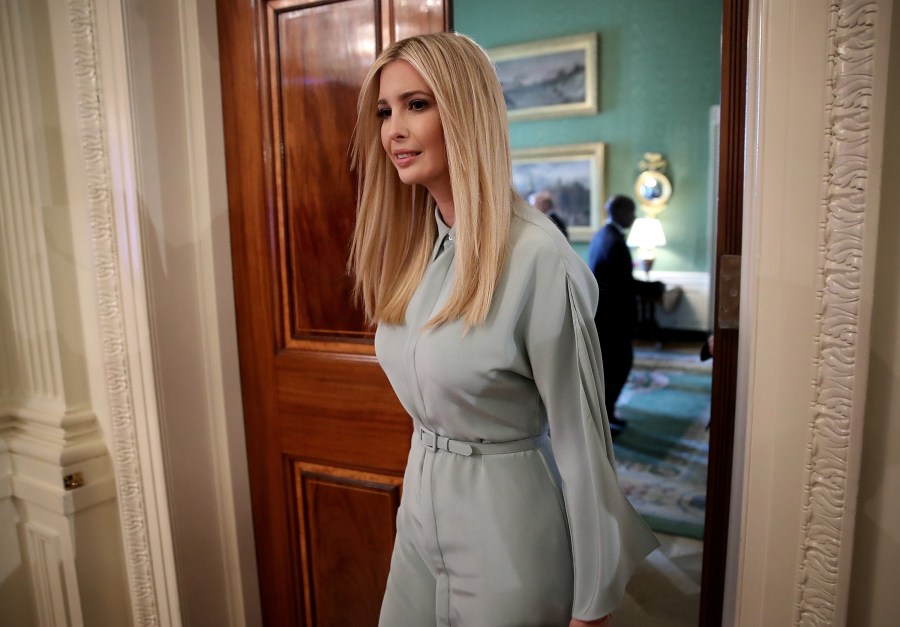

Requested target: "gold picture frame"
[
  {"left": 512, "top": 142, "right": 606, "bottom": 241},
  {"left": 490, "top": 33, "right": 599, "bottom": 122}
]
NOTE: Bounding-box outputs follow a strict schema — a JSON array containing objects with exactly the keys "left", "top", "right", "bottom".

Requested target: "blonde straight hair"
[{"left": 349, "top": 32, "right": 518, "bottom": 329}]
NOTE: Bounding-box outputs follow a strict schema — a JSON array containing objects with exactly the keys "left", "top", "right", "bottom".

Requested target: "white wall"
[
  {"left": 635, "top": 270, "right": 711, "bottom": 332},
  {"left": 1, "top": 0, "right": 260, "bottom": 624},
  {"left": 120, "top": 0, "right": 260, "bottom": 623},
  {"left": 0, "top": 0, "right": 131, "bottom": 624}
]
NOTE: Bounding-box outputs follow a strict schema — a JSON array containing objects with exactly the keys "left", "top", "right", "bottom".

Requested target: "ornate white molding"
[
  {"left": 65, "top": 0, "right": 177, "bottom": 623},
  {"left": 795, "top": 1, "right": 878, "bottom": 625},
  {"left": 25, "top": 523, "right": 73, "bottom": 627}
]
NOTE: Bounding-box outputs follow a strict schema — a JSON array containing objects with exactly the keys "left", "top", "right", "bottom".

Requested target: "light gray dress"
[{"left": 376, "top": 204, "right": 659, "bottom": 626}]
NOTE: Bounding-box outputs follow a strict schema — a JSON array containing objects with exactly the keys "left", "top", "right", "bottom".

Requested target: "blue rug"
[{"left": 613, "top": 349, "right": 712, "bottom": 540}]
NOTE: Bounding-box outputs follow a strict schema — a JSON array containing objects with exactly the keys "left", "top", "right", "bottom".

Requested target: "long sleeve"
[{"left": 522, "top": 246, "right": 659, "bottom": 620}]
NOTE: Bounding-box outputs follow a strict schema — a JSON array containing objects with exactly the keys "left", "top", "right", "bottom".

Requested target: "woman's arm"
[{"left": 521, "top": 246, "right": 658, "bottom": 618}]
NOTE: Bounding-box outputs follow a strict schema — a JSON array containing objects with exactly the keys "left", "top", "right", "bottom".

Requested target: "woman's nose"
[{"left": 386, "top": 114, "right": 407, "bottom": 139}]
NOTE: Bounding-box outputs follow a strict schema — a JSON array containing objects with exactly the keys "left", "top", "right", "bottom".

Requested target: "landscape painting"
[{"left": 512, "top": 142, "right": 605, "bottom": 241}]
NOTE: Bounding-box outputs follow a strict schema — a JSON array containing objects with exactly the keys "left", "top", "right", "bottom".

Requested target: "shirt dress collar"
[{"left": 431, "top": 208, "right": 457, "bottom": 261}]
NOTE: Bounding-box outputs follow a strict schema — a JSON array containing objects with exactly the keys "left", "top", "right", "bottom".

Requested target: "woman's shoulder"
[
  {"left": 510, "top": 204, "right": 582, "bottom": 271},
  {"left": 508, "top": 204, "right": 597, "bottom": 302}
]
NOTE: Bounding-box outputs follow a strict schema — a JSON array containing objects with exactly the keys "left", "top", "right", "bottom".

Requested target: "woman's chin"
[{"left": 396, "top": 173, "right": 419, "bottom": 187}]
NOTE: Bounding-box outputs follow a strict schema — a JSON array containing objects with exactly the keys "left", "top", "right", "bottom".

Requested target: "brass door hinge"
[
  {"left": 64, "top": 472, "right": 85, "bottom": 490},
  {"left": 717, "top": 254, "right": 741, "bottom": 330}
]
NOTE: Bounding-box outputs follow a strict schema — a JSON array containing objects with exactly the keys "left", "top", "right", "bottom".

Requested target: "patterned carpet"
[
  {"left": 613, "top": 348, "right": 713, "bottom": 540},
  {"left": 613, "top": 344, "right": 710, "bottom": 626}
]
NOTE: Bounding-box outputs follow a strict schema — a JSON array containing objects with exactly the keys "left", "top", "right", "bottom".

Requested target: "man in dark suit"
[
  {"left": 588, "top": 195, "right": 663, "bottom": 434},
  {"left": 531, "top": 190, "right": 569, "bottom": 240}
]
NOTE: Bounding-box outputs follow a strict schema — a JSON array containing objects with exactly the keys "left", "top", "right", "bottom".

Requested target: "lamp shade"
[{"left": 627, "top": 217, "right": 667, "bottom": 249}]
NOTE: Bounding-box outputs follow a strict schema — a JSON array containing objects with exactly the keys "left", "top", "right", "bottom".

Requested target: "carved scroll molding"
[
  {"left": 66, "top": 0, "right": 167, "bottom": 624},
  {"left": 795, "top": 1, "right": 878, "bottom": 624}
]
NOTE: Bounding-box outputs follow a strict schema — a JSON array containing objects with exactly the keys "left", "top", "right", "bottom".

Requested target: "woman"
[{"left": 350, "top": 32, "right": 658, "bottom": 627}]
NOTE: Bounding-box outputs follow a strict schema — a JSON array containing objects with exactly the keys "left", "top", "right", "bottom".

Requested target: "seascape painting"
[
  {"left": 489, "top": 33, "right": 598, "bottom": 121},
  {"left": 495, "top": 50, "right": 586, "bottom": 111}
]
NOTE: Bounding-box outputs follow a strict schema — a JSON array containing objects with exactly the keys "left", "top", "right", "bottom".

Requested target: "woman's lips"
[{"left": 394, "top": 151, "right": 420, "bottom": 167}]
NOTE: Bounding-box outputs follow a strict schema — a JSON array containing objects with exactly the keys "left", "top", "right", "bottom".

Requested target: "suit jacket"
[
  {"left": 546, "top": 211, "right": 569, "bottom": 240},
  {"left": 588, "top": 223, "right": 637, "bottom": 333}
]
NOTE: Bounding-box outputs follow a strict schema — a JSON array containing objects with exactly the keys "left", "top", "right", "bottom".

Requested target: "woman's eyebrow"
[{"left": 377, "top": 90, "right": 432, "bottom": 105}]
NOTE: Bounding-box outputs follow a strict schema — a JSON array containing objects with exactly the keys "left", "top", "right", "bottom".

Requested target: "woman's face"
[{"left": 377, "top": 60, "right": 451, "bottom": 203}]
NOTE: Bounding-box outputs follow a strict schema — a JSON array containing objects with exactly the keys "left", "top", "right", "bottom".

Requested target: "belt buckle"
[{"left": 420, "top": 428, "right": 438, "bottom": 451}]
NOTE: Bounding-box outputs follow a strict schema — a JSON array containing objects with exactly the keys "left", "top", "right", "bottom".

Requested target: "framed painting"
[
  {"left": 512, "top": 142, "right": 606, "bottom": 242},
  {"left": 489, "top": 33, "right": 598, "bottom": 122}
]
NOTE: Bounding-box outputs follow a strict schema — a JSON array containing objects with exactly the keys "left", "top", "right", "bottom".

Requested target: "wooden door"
[
  {"left": 699, "top": 0, "right": 747, "bottom": 625},
  {"left": 215, "top": 2, "right": 448, "bottom": 624}
]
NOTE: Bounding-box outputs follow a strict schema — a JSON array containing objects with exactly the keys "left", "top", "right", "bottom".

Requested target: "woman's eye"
[
  {"left": 377, "top": 108, "right": 391, "bottom": 119},
  {"left": 409, "top": 99, "right": 427, "bottom": 111}
]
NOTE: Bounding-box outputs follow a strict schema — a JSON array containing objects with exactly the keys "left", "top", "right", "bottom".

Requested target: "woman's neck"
[
  {"left": 437, "top": 204, "right": 455, "bottom": 228},
  {"left": 428, "top": 182, "right": 454, "bottom": 227}
]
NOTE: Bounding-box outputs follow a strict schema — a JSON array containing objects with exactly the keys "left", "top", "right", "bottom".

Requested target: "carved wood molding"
[
  {"left": 796, "top": 1, "right": 878, "bottom": 624},
  {"left": 66, "top": 0, "right": 161, "bottom": 623}
]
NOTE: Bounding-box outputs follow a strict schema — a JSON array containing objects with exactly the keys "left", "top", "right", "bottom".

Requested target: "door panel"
[
  {"left": 272, "top": 0, "right": 373, "bottom": 338},
  {"left": 293, "top": 462, "right": 402, "bottom": 625},
  {"left": 277, "top": 352, "right": 412, "bottom": 471},
  {"left": 216, "top": 1, "right": 448, "bottom": 624}
]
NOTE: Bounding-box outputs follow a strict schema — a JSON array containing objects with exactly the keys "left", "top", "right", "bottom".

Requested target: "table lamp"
[{"left": 627, "top": 217, "right": 667, "bottom": 279}]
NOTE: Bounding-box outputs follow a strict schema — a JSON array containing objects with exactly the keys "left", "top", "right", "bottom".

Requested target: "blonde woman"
[{"left": 350, "top": 32, "right": 658, "bottom": 627}]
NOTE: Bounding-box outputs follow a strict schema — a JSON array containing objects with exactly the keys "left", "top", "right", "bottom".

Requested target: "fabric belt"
[{"left": 417, "top": 425, "right": 549, "bottom": 457}]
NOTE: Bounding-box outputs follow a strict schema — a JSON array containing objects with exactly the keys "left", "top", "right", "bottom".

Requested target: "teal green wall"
[{"left": 454, "top": 0, "right": 722, "bottom": 272}]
